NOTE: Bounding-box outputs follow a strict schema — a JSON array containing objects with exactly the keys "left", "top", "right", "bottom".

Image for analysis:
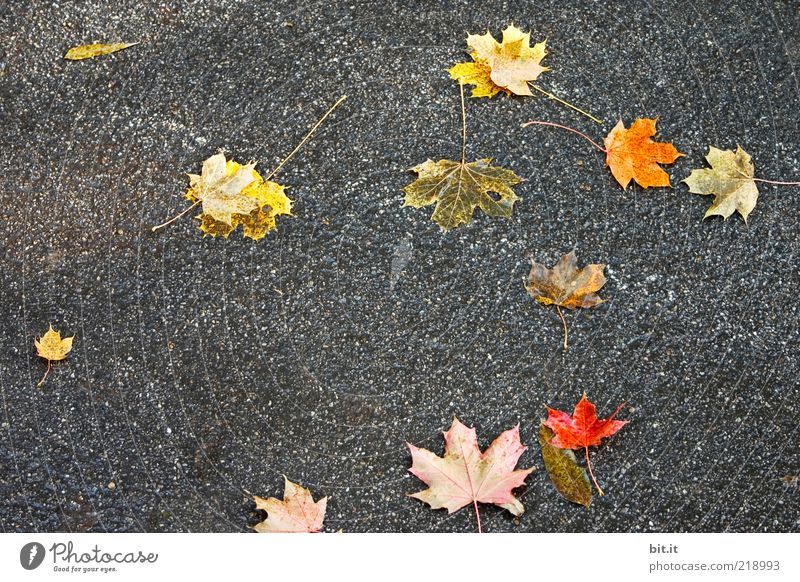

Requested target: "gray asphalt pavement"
[{"left": 1, "top": 0, "right": 798, "bottom": 532}]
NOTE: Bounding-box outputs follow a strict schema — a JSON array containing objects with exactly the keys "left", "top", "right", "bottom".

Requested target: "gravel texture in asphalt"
[{"left": 1, "top": 0, "right": 798, "bottom": 532}]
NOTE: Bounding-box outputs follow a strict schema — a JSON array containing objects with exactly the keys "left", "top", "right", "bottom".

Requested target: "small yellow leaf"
[
  {"left": 682, "top": 145, "right": 759, "bottom": 222},
  {"left": 35, "top": 325, "right": 73, "bottom": 386},
  {"left": 35, "top": 325, "right": 73, "bottom": 361},
  {"left": 64, "top": 42, "right": 139, "bottom": 61}
]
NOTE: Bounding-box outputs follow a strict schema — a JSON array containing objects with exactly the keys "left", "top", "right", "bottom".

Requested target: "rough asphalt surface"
[{"left": 1, "top": 0, "right": 798, "bottom": 533}]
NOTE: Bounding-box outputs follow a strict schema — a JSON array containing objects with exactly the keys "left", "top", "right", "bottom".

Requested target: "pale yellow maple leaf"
[{"left": 683, "top": 145, "right": 759, "bottom": 222}]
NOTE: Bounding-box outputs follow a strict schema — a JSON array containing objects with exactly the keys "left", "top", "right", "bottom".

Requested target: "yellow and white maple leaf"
[
  {"left": 449, "top": 25, "right": 548, "bottom": 97},
  {"left": 186, "top": 152, "right": 292, "bottom": 240}
]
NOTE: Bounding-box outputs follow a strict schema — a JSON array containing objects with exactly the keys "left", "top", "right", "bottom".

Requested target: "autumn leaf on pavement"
[
  {"left": 35, "top": 324, "right": 73, "bottom": 387},
  {"left": 64, "top": 42, "right": 139, "bottom": 60},
  {"left": 538, "top": 423, "right": 592, "bottom": 507},
  {"left": 683, "top": 145, "right": 760, "bottom": 222},
  {"left": 522, "top": 118, "right": 682, "bottom": 188},
  {"left": 253, "top": 477, "right": 327, "bottom": 533},
  {"left": 525, "top": 250, "right": 607, "bottom": 349},
  {"left": 404, "top": 158, "right": 521, "bottom": 231},
  {"left": 407, "top": 417, "right": 533, "bottom": 532},
  {"left": 152, "top": 96, "right": 346, "bottom": 238},
  {"left": 449, "top": 25, "right": 600, "bottom": 122},
  {"left": 449, "top": 25, "right": 548, "bottom": 98},
  {"left": 604, "top": 118, "right": 683, "bottom": 188},
  {"left": 404, "top": 80, "right": 521, "bottom": 231},
  {"left": 545, "top": 393, "right": 628, "bottom": 496},
  {"left": 187, "top": 152, "right": 292, "bottom": 240}
]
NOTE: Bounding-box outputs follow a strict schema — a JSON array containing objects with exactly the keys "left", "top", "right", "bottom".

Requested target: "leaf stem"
[
  {"left": 473, "top": 499, "right": 482, "bottom": 533},
  {"left": 585, "top": 446, "right": 604, "bottom": 496},
  {"left": 751, "top": 177, "right": 800, "bottom": 186},
  {"left": 264, "top": 95, "right": 348, "bottom": 182},
  {"left": 458, "top": 79, "right": 468, "bottom": 165},
  {"left": 151, "top": 199, "right": 202, "bottom": 233},
  {"left": 522, "top": 120, "right": 608, "bottom": 153},
  {"left": 556, "top": 305, "right": 568, "bottom": 350},
  {"left": 37, "top": 360, "right": 51, "bottom": 387},
  {"left": 734, "top": 168, "right": 800, "bottom": 186},
  {"left": 530, "top": 85, "right": 603, "bottom": 124}
]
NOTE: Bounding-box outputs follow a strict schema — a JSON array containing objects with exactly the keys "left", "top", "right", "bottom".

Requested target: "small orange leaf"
[{"left": 604, "top": 118, "right": 683, "bottom": 189}]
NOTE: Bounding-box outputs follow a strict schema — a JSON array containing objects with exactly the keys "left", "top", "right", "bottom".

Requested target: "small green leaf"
[{"left": 538, "top": 422, "right": 592, "bottom": 507}]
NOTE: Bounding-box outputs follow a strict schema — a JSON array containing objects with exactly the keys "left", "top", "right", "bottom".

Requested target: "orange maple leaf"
[{"left": 604, "top": 118, "right": 683, "bottom": 189}]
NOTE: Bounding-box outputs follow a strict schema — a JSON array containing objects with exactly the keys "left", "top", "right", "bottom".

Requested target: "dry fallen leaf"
[
  {"left": 35, "top": 324, "right": 73, "bottom": 386},
  {"left": 682, "top": 145, "right": 759, "bottom": 222},
  {"left": 449, "top": 25, "right": 548, "bottom": 98},
  {"left": 525, "top": 250, "right": 607, "bottom": 349},
  {"left": 604, "top": 118, "right": 683, "bottom": 189},
  {"left": 545, "top": 393, "right": 628, "bottom": 495},
  {"left": 403, "top": 158, "right": 521, "bottom": 231},
  {"left": 407, "top": 417, "right": 533, "bottom": 532},
  {"left": 64, "top": 42, "right": 139, "bottom": 60},
  {"left": 186, "top": 152, "right": 292, "bottom": 240},
  {"left": 253, "top": 477, "right": 327, "bottom": 533},
  {"left": 538, "top": 422, "right": 592, "bottom": 507},
  {"left": 152, "top": 96, "right": 345, "bottom": 239}
]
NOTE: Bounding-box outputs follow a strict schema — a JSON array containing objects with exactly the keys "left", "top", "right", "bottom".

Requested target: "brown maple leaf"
[
  {"left": 604, "top": 118, "right": 683, "bottom": 189},
  {"left": 545, "top": 393, "right": 628, "bottom": 495},
  {"left": 253, "top": 477, "right": 327, "bottom": 533},
  {"left": 525, "top": 250, "right": 607, "bottom": 349},
  {"left": 407, "top": 417, "right": 533, "bottom": 532}
]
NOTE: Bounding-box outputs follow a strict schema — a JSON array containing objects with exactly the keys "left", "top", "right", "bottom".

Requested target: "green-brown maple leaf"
[{"left": 403, "top": 158, "right": 521, "bottom": 231}]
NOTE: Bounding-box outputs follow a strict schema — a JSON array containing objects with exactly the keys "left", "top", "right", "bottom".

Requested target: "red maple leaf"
[{"left": 544, "top": 393, "right": 628, "bottom": 495}]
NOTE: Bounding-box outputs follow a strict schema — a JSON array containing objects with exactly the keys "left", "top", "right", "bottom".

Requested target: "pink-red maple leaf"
[
  {"left": 407, "top": 417, "right": 533, "bottom": 532},
  {"left": 545, "top": 393, "right": 627, "bottom": 496},
  {"left": 252, "top": 477, "right": 327, "bottom": 533}
]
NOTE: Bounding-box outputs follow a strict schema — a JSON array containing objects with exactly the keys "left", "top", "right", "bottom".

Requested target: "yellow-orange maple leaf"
[
  {"left": 604, "top": 118, "right": 683, "bottom": 189},
  {"left": 35, "top": 324, "right": 73, "bottom": 386}
]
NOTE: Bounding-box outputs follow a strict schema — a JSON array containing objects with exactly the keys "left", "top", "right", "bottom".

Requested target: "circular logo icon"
[{"left": 20, "top": 542, "right": 46, "bottom": 570}]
